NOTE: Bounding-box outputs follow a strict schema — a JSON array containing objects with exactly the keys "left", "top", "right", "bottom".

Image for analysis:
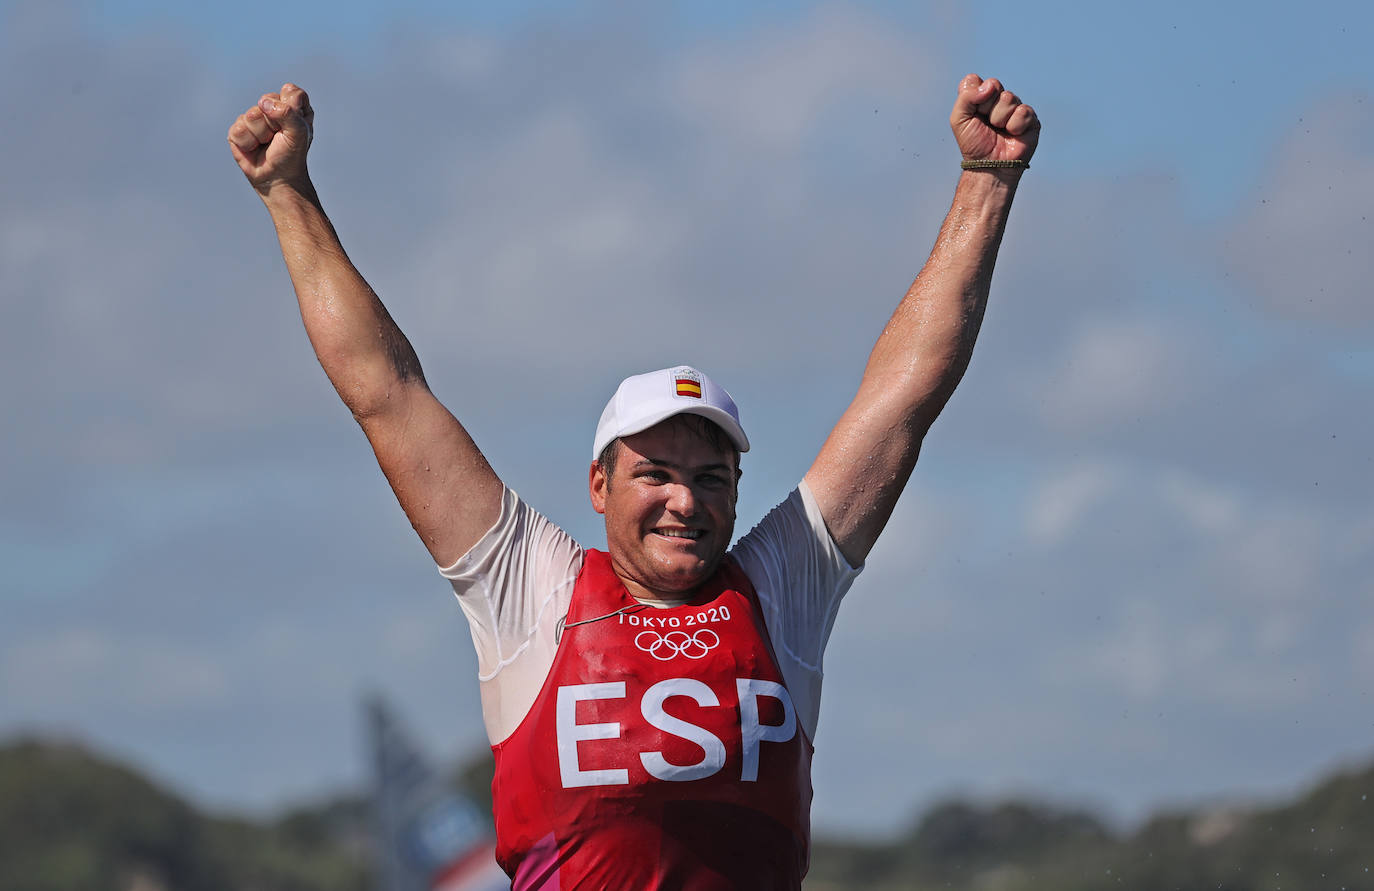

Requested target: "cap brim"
[{"left": 611, "top": 404, "right": 750, "bottom": 455}]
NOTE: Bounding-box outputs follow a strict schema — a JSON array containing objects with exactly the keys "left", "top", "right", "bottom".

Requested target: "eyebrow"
[{"left": 632, "top": 458, "right": 733, "bottom": 474}]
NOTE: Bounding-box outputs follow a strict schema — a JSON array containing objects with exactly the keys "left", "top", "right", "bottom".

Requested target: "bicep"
[
  {"left": 803, "top": 387, "right": 926, "bottom": 566},
  {"left": 356, "top": 380, "right": 505, "bottom": 568}
]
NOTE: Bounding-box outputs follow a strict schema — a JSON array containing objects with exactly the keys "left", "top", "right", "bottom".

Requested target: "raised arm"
[
  {"left": 227, "top": 84, "right": 503, "bottom": 567},
  {"left": 804, "top": 74, "right": 1040, "bottom": 566}
]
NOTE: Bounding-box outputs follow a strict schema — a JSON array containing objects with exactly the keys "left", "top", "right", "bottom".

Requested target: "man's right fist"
[{"left": 227, "top": 83, "right": 315, "bottom": 195}]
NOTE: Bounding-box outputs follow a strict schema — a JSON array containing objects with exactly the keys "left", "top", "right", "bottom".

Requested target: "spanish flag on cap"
[{"left": 592, "top": 365, "right": 750, "bottom": 461}]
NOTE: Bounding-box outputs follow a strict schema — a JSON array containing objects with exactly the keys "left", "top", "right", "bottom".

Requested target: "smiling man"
[{"left": 229, "top": 72, "right": 1038, "bottom": 889}]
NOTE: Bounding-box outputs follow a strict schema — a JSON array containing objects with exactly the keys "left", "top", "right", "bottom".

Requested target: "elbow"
[
  {"left": 327, "top": 368, "right": 405, "bottom": 422},
  {"left": 866, "top": 371, "right": 956, "bottom": 438},
  {"left": 899, "top": 358, "right": 969, "bottom": 430},
  {"left": 317, "top": 346, "right": 425, "bottom": 422}
]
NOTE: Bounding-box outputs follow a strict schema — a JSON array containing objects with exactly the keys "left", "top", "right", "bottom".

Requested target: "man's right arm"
[{"left": 227, "top": 84, "right": 502, "bottom": 566}]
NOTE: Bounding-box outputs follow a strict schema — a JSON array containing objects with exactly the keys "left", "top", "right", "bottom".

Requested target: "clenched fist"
[
  {"left": 950, "top": 74, "right": 1039, "bottom": 165},
  {"left": 227, "top": 83, "right": 315, "bottom": 195}
]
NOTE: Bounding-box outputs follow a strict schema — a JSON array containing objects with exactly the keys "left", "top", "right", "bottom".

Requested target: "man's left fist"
[{"left": 950, "top": 74, "right": 1039, "bottom": 164}]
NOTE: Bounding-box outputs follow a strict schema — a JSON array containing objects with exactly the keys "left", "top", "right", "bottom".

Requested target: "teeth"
[{"left": 656, "top": 529, "right": 702, "bottom": 540}]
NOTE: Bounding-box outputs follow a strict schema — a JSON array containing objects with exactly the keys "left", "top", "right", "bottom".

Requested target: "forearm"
[
  {"left": 804, "top": 74, "right": 1035, "bottom": 564},
  {"left": 229, "top": 84, "right": 505, "bottom": 564},
  {"left": 262, "top": 182, "right": 424, "bottom": 417},
  {"left": 863, "top": 168, "right": 1021, "bottom": 432}
]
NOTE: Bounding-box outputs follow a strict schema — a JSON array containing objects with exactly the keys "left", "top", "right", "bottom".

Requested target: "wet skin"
[{"left": 589, "top": 416, "right": 740, "bottom": 603}]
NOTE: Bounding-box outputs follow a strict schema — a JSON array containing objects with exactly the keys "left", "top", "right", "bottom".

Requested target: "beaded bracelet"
[{"left": 960, "top": 159, "right": 1029, "bottom": 170}]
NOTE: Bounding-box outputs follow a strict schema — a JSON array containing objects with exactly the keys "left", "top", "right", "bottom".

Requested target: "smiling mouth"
[{"left": 653, "top": 528, "right": 704, "bottom": 540}]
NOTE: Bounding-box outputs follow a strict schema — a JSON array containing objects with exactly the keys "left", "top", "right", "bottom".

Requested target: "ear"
[{"left": 589, "top": 461, "right": 608, "bottom": 514}]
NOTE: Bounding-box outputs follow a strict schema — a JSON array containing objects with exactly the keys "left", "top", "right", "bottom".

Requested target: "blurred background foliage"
[{"left": 3, "top": 736, "right": 1370, "bottom": 890}]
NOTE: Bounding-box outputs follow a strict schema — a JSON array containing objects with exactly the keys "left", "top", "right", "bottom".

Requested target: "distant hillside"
[
  {"left": 807, "top": 761, "right": 1374, "bottom": 890},
  {"left": 0, "top": 738, "right": 369, "bottom": 891},
  {"left": 2, "top": 736, "right": 1371, "bottom": 890}
]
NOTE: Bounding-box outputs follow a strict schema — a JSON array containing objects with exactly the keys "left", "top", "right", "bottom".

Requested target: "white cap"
[{"left": 592, "top": 366, "right": 750, "bottom": 461}]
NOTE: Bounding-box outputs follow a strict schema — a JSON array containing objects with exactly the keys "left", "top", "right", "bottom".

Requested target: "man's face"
[{"left": 589, "top": 415, "right": 739, "bottom": 602}]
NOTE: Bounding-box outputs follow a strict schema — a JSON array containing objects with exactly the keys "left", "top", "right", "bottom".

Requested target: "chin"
[{"left": 659, "top": 556, "right": 719, "bottom": 591}]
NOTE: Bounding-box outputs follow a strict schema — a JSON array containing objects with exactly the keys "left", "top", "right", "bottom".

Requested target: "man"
[{"left": 229, "top": 72, "right": 1038, "bottom": 889}]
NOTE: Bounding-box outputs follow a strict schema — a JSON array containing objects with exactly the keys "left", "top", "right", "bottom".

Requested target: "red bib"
[{"left": 491, "top": 549, "right": 813, "bottom": 889}]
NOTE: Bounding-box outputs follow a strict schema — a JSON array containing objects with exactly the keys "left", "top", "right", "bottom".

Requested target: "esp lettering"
[{"left": 555, "top": 677, "right": 796, "bottom": 788}]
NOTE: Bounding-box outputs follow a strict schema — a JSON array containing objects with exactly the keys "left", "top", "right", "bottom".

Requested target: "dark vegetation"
[
  {"left": 2, "top": 736, "right": 1370, "bottom": 890},
  {"left": 0, "top": 739, "right": 368, "bottom": 891}
]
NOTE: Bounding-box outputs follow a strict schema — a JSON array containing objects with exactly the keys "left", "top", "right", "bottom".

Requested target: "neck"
[
  {"left": 610, "top": 558, "right": 718, "bottom": 605},
  {"left": 616, "top": 573, "right": 694, "bottom": 605}
]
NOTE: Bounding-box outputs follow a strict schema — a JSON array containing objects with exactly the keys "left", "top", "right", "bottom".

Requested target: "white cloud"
[
  {"left": 1158, "top": 470, "right": 1241, "bottom": 536},
  {"left": 425, "top": 32, "right": 499, "bottom": 85},
  {"left": 2, "top": 628, "right": 230, "bottom": 713},
  {"left": 1032, "top": 318, "right": 1193, "bottom": 433},
  {"left": 1016, "top": 461, "right": 1369, "bottom": 711},
  {"left": 381, "top": 609, "right": 452, "bottom": 663},
  {"left": 1025, "top": 462, "right": 1120, "bottom": 546},
  {"left": 1354, "top": 618, "right": 1374, "bottom": 684},
  {"left": 1089, "top": 598, "right": 1169, "bottom": 700},
  {"left": 1211, "top": 502, "right": 1324, "bottom": 606},
  {"left": 344, "top": 3, "right": 950, "bottom": 384},
  {"left": 672, "top": 5, "right": 937, "bottom": 151},
  {"left": 1221, "top": 96, "right": 1374, "bottom": 327}
]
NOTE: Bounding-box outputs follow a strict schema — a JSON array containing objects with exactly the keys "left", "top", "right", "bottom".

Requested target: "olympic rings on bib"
[{"left": 634, "top": 629, "right": 721, "bottom": 661}]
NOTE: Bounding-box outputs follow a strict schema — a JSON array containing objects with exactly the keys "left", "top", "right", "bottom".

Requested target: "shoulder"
[
  {"left": 439, "top": 487, "right": 584, "bottom": 586},
  {"left": 729, "top": 479, "right": 862, "bottom": 647},
  {"left": 732, "top": 480, "right": 862, "bottom": 579},
  {"left": 437, "top": 487, "right": 585, "bottom": 743},
  {"left": 730, "top": 480, "right": 863, "bottom": 740}
]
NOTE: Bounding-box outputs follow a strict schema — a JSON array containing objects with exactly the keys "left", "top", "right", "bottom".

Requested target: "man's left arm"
[{"left": 804, "top": 74, "right": 1039, "bottom": 566}]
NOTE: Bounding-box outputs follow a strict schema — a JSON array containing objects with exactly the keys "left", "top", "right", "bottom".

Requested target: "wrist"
[
  {"left": 956, "top": 166, "right": 1023, "bottom": 193},
  {"left": 950, "top": 167, "right": 1021, "bottom": 222},
  {"left": 259, "top": 176, "right": 320, "bottom": 213}
]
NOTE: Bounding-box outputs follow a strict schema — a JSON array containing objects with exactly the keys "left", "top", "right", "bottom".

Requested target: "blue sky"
[{"left": 2, "top": 0, "right": 1372, "bottom": 839}]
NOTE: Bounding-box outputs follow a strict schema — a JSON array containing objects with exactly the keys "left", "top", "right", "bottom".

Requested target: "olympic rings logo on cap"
[{"left": 634, "top": 629, "right": 720, "bottom": 661}]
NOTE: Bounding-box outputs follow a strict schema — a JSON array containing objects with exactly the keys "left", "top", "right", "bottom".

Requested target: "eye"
[{"left": 697, "top": 473, "right": 728, "bottom": 490}]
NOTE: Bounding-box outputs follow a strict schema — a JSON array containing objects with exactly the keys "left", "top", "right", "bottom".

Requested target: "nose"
[{"left": 665, "top": 482, "right": 697, "bottom": 517}]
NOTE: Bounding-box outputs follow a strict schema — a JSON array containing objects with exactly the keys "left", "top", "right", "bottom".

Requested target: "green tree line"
[{"left": 2, "top": 737, "right": 1370, "bottom": 890}]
